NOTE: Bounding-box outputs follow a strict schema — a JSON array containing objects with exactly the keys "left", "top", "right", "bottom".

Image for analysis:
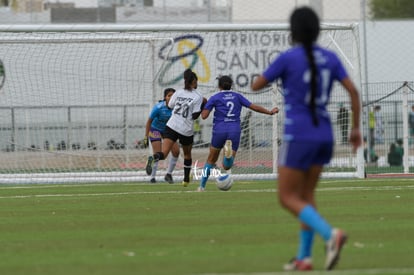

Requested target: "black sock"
[
  {"left": 183, "top": 158, "right": 192, "bottom": 182},
  {"left": 154, "top": 152, "right": 165, "bottom": 161}
]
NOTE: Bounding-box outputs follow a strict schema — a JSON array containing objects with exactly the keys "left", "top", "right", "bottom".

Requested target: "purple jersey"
[
  {"left": 204, "top": 91, "right": 252, "bottom": 133},
  {"left": 263, "top": 45, "right": 348, "bottom": 142}
]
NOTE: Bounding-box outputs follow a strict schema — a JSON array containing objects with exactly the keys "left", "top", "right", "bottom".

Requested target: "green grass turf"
[{"left": 0, "top": 179, "right": 413, "bottom": 275}]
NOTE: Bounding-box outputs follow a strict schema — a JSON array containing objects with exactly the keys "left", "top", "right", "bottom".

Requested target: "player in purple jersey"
[
  {"left": 197, "top": 75, "right": 278, "bottom": 192},
  {"left": 251, "top": 7, "right": 361, "bottom": 271},
  {"left": 144, "top": 88, "right": 179, "bottom": 184}
]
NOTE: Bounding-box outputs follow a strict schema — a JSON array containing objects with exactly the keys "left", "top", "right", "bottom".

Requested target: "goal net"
[{"left": 0, "top": 24, "right": 363, "bottom": 184}]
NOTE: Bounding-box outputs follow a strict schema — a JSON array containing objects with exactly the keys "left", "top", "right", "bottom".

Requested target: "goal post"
[{"left": 0, "top": 23, "right": 364, "bottom": 184}]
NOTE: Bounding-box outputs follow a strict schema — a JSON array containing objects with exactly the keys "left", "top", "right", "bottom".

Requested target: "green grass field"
[{"left": 0, "top": 178, "right": 413, "bottom": 275}]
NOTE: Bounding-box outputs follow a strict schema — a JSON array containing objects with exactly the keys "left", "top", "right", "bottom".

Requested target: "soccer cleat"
[
  {"left": 145, "top": 156, "right": 154, "bottom": 175},
  {"left": 197, "top": 187, "right": 205, "bottom": 192},
  {"left": 325, "top": 228, "right": 348, "bottom": 270},
  {"left": 224, "top": 140, "right": 233, "bottom": 158},
  {"left": 150, "top": 178, "right": 156, "bottom": 184},
  {"left": 164, "top": 173, "right": 174, "bottom": 184},
  {"left": 283, "top": 257, "right": 313, "bottom": 271},
  {"left": 182, "top": 172, "right": 193, "bottom": 187}
]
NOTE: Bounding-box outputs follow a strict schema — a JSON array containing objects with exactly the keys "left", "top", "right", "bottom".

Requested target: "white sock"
[
  {"left": 167, "top": 156, "right": 178, "bottom": 174},
  {"left": 151, "top": 161, "right": 159, "bottom": 178}
]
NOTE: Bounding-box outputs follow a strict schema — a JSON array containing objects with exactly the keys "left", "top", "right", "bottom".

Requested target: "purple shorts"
[
  {"left": 148, "top": 127, "right": 162, "bottom": 142},
  {"left": 210, "top": 130, "right": 241, "bottom": 151},
  {"left": 278, "top": 140, "right": 333, "bottom": 170}
]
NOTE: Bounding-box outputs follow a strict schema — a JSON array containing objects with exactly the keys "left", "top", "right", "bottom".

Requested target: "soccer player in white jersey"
[
  {"left": 251, "top": 6, "right": 361, "bottom": 271},
  {"left": 146, "top": 69, "right": 204, "bottom": 187},
  {"left": 197, "top": 75, "right": 278, "bottom": 192}
]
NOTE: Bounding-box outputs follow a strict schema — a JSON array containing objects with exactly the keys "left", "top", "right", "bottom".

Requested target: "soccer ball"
[{"left": 216, "top": 174, "right": 233, "bottom": 191}]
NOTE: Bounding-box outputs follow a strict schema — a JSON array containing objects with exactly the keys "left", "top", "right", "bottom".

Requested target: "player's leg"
[
  {"left": 153, "top": 126, "right": 178, "bottom": 161},
  {"left": 223, "top": 131, "right": 240, "bottom": 171},
  {"left": 278, "top": 141, "right": 346, "bottom": 270},
  {"left": 295, "top": 166, "right": 319, "bottom": 263},
  {"left": 148, "top": 139, "right": 161, "bottom": 182},
  {"left": 165, "top": 141, "right": 179, "bottom": 184},
  {"left": 148, "top": 127, "right": 178, "bottom": 176},
  {"left": 284, "top": 165, "right": 319, "bottom": 271},
  {"left": 147, "top": 137, "right": 174, "bottom": 178},
  {"left": 303, "top": 166, "right": 348, "bottom": 270},
  {"left": 180, "top": 134, "right": 194, "bottom": 187},
  {"left": 223, "top": 139, "right": 233, "bottom": 168},
  {"left": 198, "top": 146, "right": 220, "bottom": 191},
  {"left": 278, "top": 165, "right": 326, "bottom": 271},
  {"left": 145, "top": 129, "right": 162, "bottom": 178},
  {"left": 156, "top": 138, "right": 174, "bottom": 160},
  {"left": 198, "top": 132, "right": 226, "bottom": 191}
]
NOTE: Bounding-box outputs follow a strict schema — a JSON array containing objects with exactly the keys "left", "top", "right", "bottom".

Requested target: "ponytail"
[
  {"left": 304, "top": 44, "right": 318, "bottom": 126},
  {"left": 183, "top": 69, "right": 197, "bottom": 90},
  {"left": 290, "top": 7, "right": 320, "bottom": 126}
]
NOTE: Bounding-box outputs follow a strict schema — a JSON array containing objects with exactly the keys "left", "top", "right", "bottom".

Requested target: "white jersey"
[{"left": 167, "top": 88, "right": 203, "bottom": 136}]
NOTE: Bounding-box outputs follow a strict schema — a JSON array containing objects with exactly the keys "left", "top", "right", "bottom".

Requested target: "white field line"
[
  {"left": 200, "top": 267, "right": 414, "bottom": 275},
  {"left": 0, "top": 182, "right": 412, "bottom": 199},
  {"left": 0, "top": 178, "right": 411, "bottom": 190}
]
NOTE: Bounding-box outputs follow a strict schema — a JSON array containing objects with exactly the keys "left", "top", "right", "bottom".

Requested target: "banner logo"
[{"left": 158, "top": 34, "right": 211, "bottom": 86}]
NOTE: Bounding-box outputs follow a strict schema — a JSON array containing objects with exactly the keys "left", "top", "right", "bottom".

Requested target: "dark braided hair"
[
  {"left": 183, "top": 68, "right": 198, "bottom": 90},
  {"left": 218, "top": 75, "right": 233, "bottom": 90},
  {"left": 290, "top": 7, "right": 320, "bottom": 126},
  {"left": 163, "top": 88, "right": 175, "bottom": 100}
]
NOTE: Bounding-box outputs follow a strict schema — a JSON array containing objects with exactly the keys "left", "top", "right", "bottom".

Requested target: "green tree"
[{"left": 369, "top": 0, "right": 414, "bottom": 19}]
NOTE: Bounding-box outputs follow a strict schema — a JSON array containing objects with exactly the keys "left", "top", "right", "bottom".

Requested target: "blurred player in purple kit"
[
  {"left": 197, "top": 75, "right": 278, "bottom": 192},
  {"left": 251, "top": 6, "right": 361, "bottom": 271}
]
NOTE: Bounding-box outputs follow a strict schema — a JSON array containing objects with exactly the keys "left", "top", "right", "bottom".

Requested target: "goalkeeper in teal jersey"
[{"left": 144, "top": 88, "right": 179, "bottom": 184}]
